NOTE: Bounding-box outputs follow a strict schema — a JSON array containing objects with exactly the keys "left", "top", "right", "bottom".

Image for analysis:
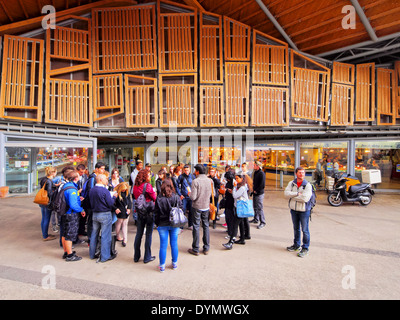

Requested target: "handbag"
[
  {"left": 34, "top": 179, "right": 49, "bottom": 205},
  {"left": 169, "top": 195, "right": 187, "bottom": 228},
  {"left": 236, "top": 198, "right": 254, "bottom": 218},
  {"left": 209, "top": 181, "right": 217, "bottom": 220}
]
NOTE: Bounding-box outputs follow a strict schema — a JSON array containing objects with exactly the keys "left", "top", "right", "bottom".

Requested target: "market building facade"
[{"left": 0, "top": 0, "right": 400, "bottom": 195}]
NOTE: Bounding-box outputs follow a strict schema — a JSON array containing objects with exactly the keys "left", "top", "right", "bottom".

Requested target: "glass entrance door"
[{"left": 5, "top": 147, "right": 31, "bottom": 194}]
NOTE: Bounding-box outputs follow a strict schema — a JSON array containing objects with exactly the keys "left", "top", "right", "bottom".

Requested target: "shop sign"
[{"left": 355, "top": 141, "right": 400, "bottom": 149}]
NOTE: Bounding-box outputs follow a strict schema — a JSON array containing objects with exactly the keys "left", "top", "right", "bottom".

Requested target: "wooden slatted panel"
[
  {"left": 45, "top": 79, "right": 91, "bottom": 126},
  {"left": 225, "top": 62, "right": 250, "bottom": 126},
  {"left": 331, "top": 83, "right": 354, "bottom": 126},
  {"left": 224, "top": 17, "right": 250, "bottom": 62},
  {"left": 332, "top": 61, "right": 354, "bottom": 85},
  {"left": 125, "top": 74, "right": 158, "bottom": 128},
  {"left": 45, "top": 19, "right": 92, "bottom": 127},
  {"left": 252, "top": 30, "right": 288, "bottom": 86},
  {"left": 355, "top": 63, "right": 375, "bottom": 121},
  {"left": 251, "top": 86, "right": 289, "bottom": 126},
  {"left": 159, "top": 12, "right": 197, "bottom": 73},
  {"left": 92, "top": 5, "right": 157, "bottom": 73},
  {"left": 159, "top": 74, "right": 197, "bottom": 127},
  {"left": 377, "top": 68, "right": 396, "bottom": 125},
  {"left": 93, "top": 74, "right": 123, "bottom": 121},
  {"left": 200, "top": 85, "right": 224, "bottom": 126},
  {"left": 50, "top": 26, "right": 89, "bottom": 62},
  {"left": 0, "top": 35, "right": 44, "bottom": 122},
  {"left": 395, "top": 61, "right": 400, "bottom": 119},
  {"left": 224, "top": 17, "right": 250, "bottom": 61},
  {"left": 200, "top": 12, "right": 223, "bottom": 84},
  {"left": 291, "top": 52, "right": 330, "bottom": 122}
]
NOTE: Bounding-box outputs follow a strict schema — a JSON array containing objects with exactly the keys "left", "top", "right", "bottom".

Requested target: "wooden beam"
[
  {"left": 17, "top": 0, "right": 29, "bottom": 19},
  {"left": 181, "top": 0, "right": 204, "bottom": 12},
  {"left": 0, "top": 0, "right": 137, "bottom": 36},
  {"left": 0, "top": 0, "right": 14, "bottom": 22}
]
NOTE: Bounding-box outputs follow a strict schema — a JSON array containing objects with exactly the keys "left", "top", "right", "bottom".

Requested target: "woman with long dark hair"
[
  {"left": 133, "top": 169, "right": 157, "bottom": 263},
  {"left": 154, "top": 178, "right": 183, "bottom": 272},
  {"left": 223, "top": 173, "right": 250, "bottom": 250}
]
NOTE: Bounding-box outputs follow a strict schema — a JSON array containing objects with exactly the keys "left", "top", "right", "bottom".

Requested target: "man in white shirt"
[{"left": 129, "top": 160, "right": 143, "bottom": 194}]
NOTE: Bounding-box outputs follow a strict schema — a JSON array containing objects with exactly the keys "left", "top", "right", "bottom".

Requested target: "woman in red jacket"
[{"left": 133, "top": 169, "right": 157, "bottom": 264}]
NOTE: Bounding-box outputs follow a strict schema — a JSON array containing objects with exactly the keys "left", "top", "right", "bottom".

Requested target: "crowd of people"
[{"left": 37, "top": 159, "right": 313, "bottom": 271}]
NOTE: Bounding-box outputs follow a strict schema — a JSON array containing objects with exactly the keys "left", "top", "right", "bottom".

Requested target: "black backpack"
[
  {"left": 53, "top": 185, "right": 78, "bottom": 220},
  {"left": 134, "top": 183, "right": 154, "bottom": 218}
]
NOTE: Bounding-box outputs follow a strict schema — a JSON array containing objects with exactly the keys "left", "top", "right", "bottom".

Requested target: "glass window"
[
  {"left": 6, "top": 147, "right": 31, "bottom": 194},
  {"left": 198, "top": 146, "right": 242, "bottom": 174},
  {"left": 355, "top": 140, "right": 400, "bottom": 189},
  {"left": 246, "top": 143, "right": 295, "bottom": 189},
  {"left": 149, "top": 145, "right": 193, "bottom": 175},
  {"left": 34, "top": 147, "right": 89, "bottom": 190},
  {"left": 300, "top": 142, "right": 348, "bottom": 189}
]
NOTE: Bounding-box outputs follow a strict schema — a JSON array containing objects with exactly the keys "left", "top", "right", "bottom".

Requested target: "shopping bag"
[{"left": 236, "top": 199, "right": 254, "bottom": 218}]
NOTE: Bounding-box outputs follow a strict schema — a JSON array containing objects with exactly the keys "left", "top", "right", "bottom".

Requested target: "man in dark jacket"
[
  {"left": 178, "top": 165, "right": 195, "bottom": 228},
  {"left": 81, "top": 162, "right": 106, "bottom": 244},
  {"left": 88, "top": 174, "right": 117, "bottom": 263},
  {"left": 251, "top": 161, "right": 266, "bottom": 229}
]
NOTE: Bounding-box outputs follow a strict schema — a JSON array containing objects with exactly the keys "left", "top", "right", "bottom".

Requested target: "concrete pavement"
[{"left": 0, "top": 190, "right": 399, "bottom": 300}]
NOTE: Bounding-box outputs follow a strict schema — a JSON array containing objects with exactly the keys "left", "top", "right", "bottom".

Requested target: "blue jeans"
[
  {"left": 90, "top": 211, "right": 113, "bottom": 262},
  {"left": 290, "top": 209, "right": 311, "bottom": 249},
  {"left": 40, "top": 205, "right": 52, "bottom": 239},
  {"left": 157, "top": 226, "right": 180, "bottom": 267}
]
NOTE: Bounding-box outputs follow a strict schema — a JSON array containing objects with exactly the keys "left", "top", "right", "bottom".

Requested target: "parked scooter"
[{"left": 327, "top": 173, "right": 374, "bottom": 206}]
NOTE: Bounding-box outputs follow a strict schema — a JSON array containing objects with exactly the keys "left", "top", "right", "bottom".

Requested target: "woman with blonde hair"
[
  {"left": 113, "top": 182, "right": 132, "bottom": 247},
  {"left": 39, "top": 166, "right": 57, "bottom": 241}
]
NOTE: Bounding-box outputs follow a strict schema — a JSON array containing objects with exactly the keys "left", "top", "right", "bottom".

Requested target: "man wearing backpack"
[
  {"left": 81, "top": 162, "right": 106, "bottom": 244},
  {"left": 284, "top": 167, "right": 312, "bottom": 258},
  {"left": 61, "top": 170, "right": 86, "bottom": 261}
]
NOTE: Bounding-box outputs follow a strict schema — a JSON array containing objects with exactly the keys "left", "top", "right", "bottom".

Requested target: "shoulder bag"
[{"left": 34, "top": 179, "right": 49, "bottom": 205}]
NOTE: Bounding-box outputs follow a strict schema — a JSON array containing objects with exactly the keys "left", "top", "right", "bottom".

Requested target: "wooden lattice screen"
[
  {"left": 291, "top": 51, "right": 330, "bottom": 121},
  {"left": 46, "top": 79, "right": 90, "bottom": 125},
  {"left": 377, "top": 68, "right": 396, "bottom": 125},
  {"left": 224, "top": 17, "right": 250, "bottom": 61},
  {"left": 45, "top": 16, "right": 92, "bottom": 127},
  {"left": 159, "top": 74, "right": 197, "bottom": 127},
  {"left": 355, "top": 63, "right": 375, "bottom": 122},
  {"left": 225, "top": 62, "right": 250, "bottom": 126},
  {"left": 92, "top": 5, "right": 157, "bottom": 73},
  {"left": 0, "top": 35, "right": 44, "bottom": 122},
  {"left": 331, "top": 62, "right": 355, "bottom": 126},
  {"left": 199, "top": 12, "right": 223, "bottom": 84},
  {"left": 125, "top": 74, "right": 158, "bottom": 128},
  {"left": 251, "top": 30, "right": 288, "bottom": 127},
  {"left": 252, "top": 30, "right": 288, "bottom": 86},
  {"left": 395, "top": 61, "right": 400, "bottom": 119},
  {"left": 158, "top": 3, "right": 197, "bottom": 73},
  {"left": 251, "top": 87, "right": 289, "bottom": 126},
  {"left": 93, "top": 74, "right": 124, "bottom": 121},
  {"left": 200, "top": 85, "right": 224, "bottom": 127}
]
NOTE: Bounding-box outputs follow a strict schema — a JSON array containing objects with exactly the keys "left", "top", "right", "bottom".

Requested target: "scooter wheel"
[
  {"left": 359, "top": 195, "right": 372, "bottom": 206},
  {"left": 327, "top": 193, "right": 343, "bottom": 207}
]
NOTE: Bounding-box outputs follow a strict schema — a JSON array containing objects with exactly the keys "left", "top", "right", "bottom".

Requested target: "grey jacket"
[
  {"left": 284, "top": 179, "right": 312, "bottom": 212},
  {"left": 189, "top": 174, "right": 214, "bottom": 210}
]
